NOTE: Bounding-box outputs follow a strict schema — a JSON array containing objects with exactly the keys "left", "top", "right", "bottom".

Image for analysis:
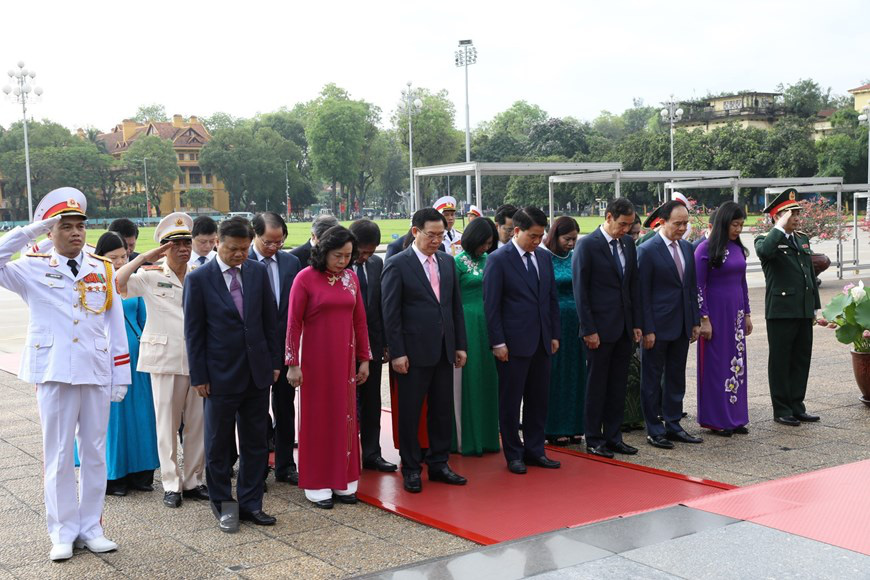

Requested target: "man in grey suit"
[
  {"left": 382, "top": 208, "right": 468, "bottom": 493},
  {"left": 348, "top": 219, "right": 396, "bottom": 473}
]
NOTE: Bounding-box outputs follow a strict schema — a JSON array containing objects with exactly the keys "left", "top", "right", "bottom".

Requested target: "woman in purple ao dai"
[{"left": 694, "top": 202, "right": 753, "bottom": 436}]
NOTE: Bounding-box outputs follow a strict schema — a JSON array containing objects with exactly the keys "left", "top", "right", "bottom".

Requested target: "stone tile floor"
[{"left": 0, "top": 280, "right": 867, "bottom": 578}]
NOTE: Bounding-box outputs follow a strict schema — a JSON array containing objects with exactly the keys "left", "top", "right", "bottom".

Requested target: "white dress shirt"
[
  {"left": 411, "top": 242, "right": 439, "bottom": 284},
  {"left": 599, "top": 226, "right": 625, "bottom": 270},
  {"left": 189, "top": 250, "right": 216, "bottom": 266},
  {"left": 659, "top": 230, "right": 686, "bottom": 272},
  {"left": 252, "top": 246, "right": 280, "bottom": 301},
  {"left": 215, "top": 255, "right": 242, "bottom": 292},
  {"left": 511, "top": 237, "right": 538, "bottom": 278}
]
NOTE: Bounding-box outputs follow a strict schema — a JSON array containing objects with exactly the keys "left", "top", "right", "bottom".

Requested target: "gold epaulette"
[
  {"left": 142, "top": 265, "right": 163, "bottom": 271},
  {"left": 88, "top": 253, "right": 112, "bottom": 263},
  {"left": 25, "top": 252, "right": 50, "bottom": 258}
]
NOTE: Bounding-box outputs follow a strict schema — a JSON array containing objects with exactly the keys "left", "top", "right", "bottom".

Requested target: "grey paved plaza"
[{"left": 0, "top": 266, "right": 868, "bottom": 578}]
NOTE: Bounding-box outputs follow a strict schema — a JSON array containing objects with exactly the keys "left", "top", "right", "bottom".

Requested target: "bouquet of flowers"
[
  {"left": 753, "top": 197, "right": 846, "bottom": 242},
  {"left": 818, "top": 280, "right": 870, "bottom": 352}
]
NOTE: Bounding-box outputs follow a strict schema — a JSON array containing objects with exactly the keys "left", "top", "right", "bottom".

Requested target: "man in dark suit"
[
  {"left": 755, "top": 189, "right": 821, "bottom": 426},
  {"left": 349, "top": 219, "right": 396, "bottom": 473},
  {"left": 250, "top": 212, "right": 302, "bottom": 484},
  {"left": 484, "top": 206, "right": 561, "bottom": 475},
  {"left": 184, "top": 217, "right": 282, "bottom": 533},
  {"left": 290, "top": 214, "right": 338, "bottom": 266},
  {"left": 637, "top": 200, "right": 703, "bottom": 449},
  {"left": 573, "top": 198, "right": 643, "bottom": 458},
  {"left": 385, "top": 229, "right": 413, "bottom": 260},
  {"left": 382, "top": 208, "right": 468, "bottom": 493}
]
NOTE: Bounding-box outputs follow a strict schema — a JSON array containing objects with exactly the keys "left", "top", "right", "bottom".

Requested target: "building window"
[
  {"left": 190, "top": 153, "right": 199, "bottom": 161},
  {"left": 204, "top": 173, "right": 212, "bottom": 184},
  {"left": 189, "top": 169, "right": 202, "bottom": 185},
  {"left": 178, "top": 152, "right": 185, "bottom": 161},
  {"left": 179, "top": 172, "right": 186, "bottom": 185}
]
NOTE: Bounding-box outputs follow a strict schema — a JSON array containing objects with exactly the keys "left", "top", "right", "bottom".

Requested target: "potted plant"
[
  {"left": 818, "top": 280, "right": 870, "bottom": 406},
  {"left": 753, "top": 197, "right": 845, "bottom": 284}
]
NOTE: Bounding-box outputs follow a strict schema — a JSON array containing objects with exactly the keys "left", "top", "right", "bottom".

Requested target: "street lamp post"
[
  {"left": 858, "top": 105, "right": 870, "bottom": 220},
  {"left": 660, "top": 96, "right": 684, "bottom": 173},
  {"left": 2, "top": 61, "right": 43, "bottom": 222},
  {"left": 142, "top": 157, "right": 151, "bottom": 218},
  {"left": 284, "top": 159, "right": 291, "bottom": 220},
  {"left": 404, "top": 82, "right": 423, "bottom": 214},
  {"left": 454, "top": 40, "right": 478, "bottom": 207}
]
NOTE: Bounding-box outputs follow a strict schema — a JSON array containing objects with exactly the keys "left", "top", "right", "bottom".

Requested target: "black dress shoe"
[
  {"left": 795, "top": 412, "right": 820, "bottom": 422},
  {"left": 403, "top": 472, "right": 422, "bottom": 493},
  {"left": 666, "top": 430, "right": 704, "bottom": 444},
  {"left": 774, "top": 415, "right": 801, "bottom": 426},
  {"left": 239, "top": 510, "right": 276, "bottom": 525},
  {"left": 363, "top": 456, "right": 398, "bottom": 472},
  {"left": 525, "top": 455, "right": 561, "bottom": 468},
  {"left": 428, "top": 466, "right": 468, "bottom": 484},
  {"left": 218, "top": 513, "right": 239, "bottom": 533},
  {"left": 647, "top": 435, "right": 675, "bottom": 449},
  {"left": 130, "top": 483, "right": 153, "bottom": 492},
  {"left": 733, "top": 426, "right": 750, "bottom": 434},
  {"left": 182, "top": 485, "right": 209, "bottom": 501},
  {"left": 708, "top": 428, "right": 733, "bottom": 437},
  {"left": 275, "top": 465, "right": 299, "bottom": 485},
  {"left": 507, "top": 460, "right": 527, "bottom": 474},
  {"left": 587, "top": 445, "right": 614, "bottom": 458},
  {"left": 332, "top": 493, "right": 358, "bottom": 504},
  {"left": 312, "top": 499, "right": 333, "bottom": 509},
  {"left": 607, "top": 442, "right": 639, "bottom": 455},
  {"left": 163, "top": 491, "right": 182, "bottom": 508}
]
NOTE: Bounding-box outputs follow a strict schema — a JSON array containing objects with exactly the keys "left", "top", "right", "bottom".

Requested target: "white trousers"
[
  {"left": 304, "top": 480, "right": 358, "bottom": 502},
  {"left": 151, "top": 373, "right": 205, "bottom": 493},
  {"left": 36, "top": 382, "right": 110, "bottom": 545}
]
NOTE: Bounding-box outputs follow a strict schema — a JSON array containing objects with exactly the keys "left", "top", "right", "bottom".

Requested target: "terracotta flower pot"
[
  {"left": 811, "top": 253, "right": 831, "bottom": 287},
  {"left": 850, "top": 350, "right": 870, "bottom": 407}
]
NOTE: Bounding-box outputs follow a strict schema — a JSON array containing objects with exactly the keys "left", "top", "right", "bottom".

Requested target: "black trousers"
[
  {"left": 204, "top": 380, "right": 269, "bottom": 514},
  {"left": 496, "top": 342, "right": 551, "bottom": 462},
  {"left": 766, "top": 318, "right": 813, "bottom": 418},
  {"left": 358, "top": 360, "right": 384, "bottom": 462},
  {"left": 584, "top": 331, "right": 633, "bottom": 448},
  {"left": 271, "top": 364, "right": 297, "bottom": 477},
  {"left": 640, "top": 333, "right": 690, "bottom": 437},
  {"left": 396, "top": 349, "right": 453, "bottom": 475}
]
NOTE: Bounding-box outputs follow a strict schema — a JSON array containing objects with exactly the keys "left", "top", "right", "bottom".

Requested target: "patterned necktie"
[
  {"left": 670, "top": 241, "right": 684, "bottom": 282},
  {"left": 262, "top": 257, "right": 278, "bottom": 305},
  {"left": 227, "top": 267, "right": 244, "bottom": 319},
  {"left": 427, "top": 255, "right": 440, "bottom": 302},
  {"left": 610, "top": 239, "right": 624, "bottom": 281},
  {"left": 523, "top": 252, "right": 539, "bottom": 292},
  {"left": 356, "top": 263, "right": 368, "bottom": 306},
  {"left": 67, "top": 258, "right": 79, "bottom": 277}
]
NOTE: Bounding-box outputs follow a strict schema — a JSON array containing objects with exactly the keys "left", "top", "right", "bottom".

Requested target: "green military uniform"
[
  {"left": 754, "top": 191, "right": 821, "bottom": 419},
  {"left": 636, "top": 228, "right": 658, "bottom": 247},
  {"left": 636, "top": 205, "right": 663, "bottom": 247}
]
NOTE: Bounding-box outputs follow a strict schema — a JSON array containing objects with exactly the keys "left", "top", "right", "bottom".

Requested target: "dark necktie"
[
  {"left": 262, "top": 257, "right": 278, "bottom": 305},
  {"left": 788, "top": 234, "right": 798, "bottom": 251},
  {"left": 198, "top": 255, "right": 206, "bottom": 265},
  {"left": 356, "top": 263, "right": 368, "bottom": 306},
  {"left": 610, "top": 239, "right": 624, "bottom": 281},
  {"left": 523, "top": 252, "right": 538, "bottom": 292},
  {"left": 67, "top": 259, "right": 79, "bottom": 277}
]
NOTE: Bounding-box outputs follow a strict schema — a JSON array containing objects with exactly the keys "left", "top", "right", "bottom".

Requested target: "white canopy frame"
[
  {"left": 548, "top": 170, "right": 740, "bottom": 223},
  {"left": 412, "top": 161, "right": 622, "bottom": 214}
]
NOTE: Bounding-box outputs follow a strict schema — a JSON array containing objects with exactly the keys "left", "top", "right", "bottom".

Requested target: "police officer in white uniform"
[
  {"left": 115, "top": 212, "right": 207, "bottom": 508},
  {"left": 0, "top": 188, "right": 130, "bottom": 562},
  {"left": 434, "top": 196, "right": 463, "bottom": 256}
]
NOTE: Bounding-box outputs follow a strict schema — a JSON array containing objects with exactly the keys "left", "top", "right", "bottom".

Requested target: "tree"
[
  {"left": 766, "top": 117, "right": 817, "bottom": 177},
  {"left": 133, "top": 104, "right": 168, "bottom": 123},
  {"left": 202, "top": 111, "right": 241, "bottom": 133},
  {"left": 374, "top": 131, "right": 407, "bottom": 213},
  {"left": 526, "top": 118, "right": 590, "bottom": 158},
  {"left": 479, "top": 101, "right": 548, "bottom": 142},
  {"left": 184, "top": 188, "right": 214, "bottom": 212},
  {"left": 777, "top": 79, "right": 848, "bottom": 118},
  {"left": 121, "top": 136, "right": 180, "bottom": 216}
]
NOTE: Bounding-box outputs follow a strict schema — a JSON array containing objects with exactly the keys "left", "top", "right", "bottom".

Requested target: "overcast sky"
[{"left": 1, "top": 0, "right": 867, "bottom": 133}]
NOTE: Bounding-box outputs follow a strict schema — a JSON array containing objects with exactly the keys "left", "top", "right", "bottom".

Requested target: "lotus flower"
[
  {"left": 850, "top": 281, "right": 866, "bottom": 302},
  {"left": 843, "top": 283, "right": 856, "bottom": 294},
  {"left": 863, "top": 330, "right": 870, "bottom": 339},
  {"left": 816, "top": 317, "right": 828, "bottom": 326}
]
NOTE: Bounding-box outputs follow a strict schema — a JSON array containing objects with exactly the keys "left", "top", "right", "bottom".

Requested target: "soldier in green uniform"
[
  {"left": 637, "top": 206, "right": 662, "bottom": 247},
  {"left": 754, "top": 188, "right": 821, "bottom": 426}
]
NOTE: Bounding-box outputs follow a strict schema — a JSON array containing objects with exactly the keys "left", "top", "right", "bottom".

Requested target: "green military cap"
[{"left": 763, "top": 188, "right": 802, "bottom": 217}]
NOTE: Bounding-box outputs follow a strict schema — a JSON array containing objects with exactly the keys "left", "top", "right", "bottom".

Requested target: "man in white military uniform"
[
  {"left": 116, "top": 212, "right": 207, "bottom": 509},
  {"left": 0, "top": 188, "right": 130, "bottom": 562},
  {"left": 434, "top": 196, "right": 463, "bottom": 256}
]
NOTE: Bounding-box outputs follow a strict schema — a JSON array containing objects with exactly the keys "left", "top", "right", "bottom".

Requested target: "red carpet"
[
  {"left": 686, "top": 459, "right": 870, "bottom": 556},
  {"left": 357, "top": 412, "right": 734, "bottom": 545}
]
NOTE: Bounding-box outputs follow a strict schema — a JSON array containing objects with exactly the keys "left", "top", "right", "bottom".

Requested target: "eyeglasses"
[
  {"left": 421, "top": 231, "right": 446, "bottom": 241},
  {"left": 260, "top": 240, "right": 285, "bottom": 248}
]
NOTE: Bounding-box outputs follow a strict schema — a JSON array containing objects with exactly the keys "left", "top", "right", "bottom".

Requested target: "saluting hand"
[
  {"left": 141, "top": 241, "right": 174, "bottom": 263},
  {"left": 775, "top": 209, "right": 792, "bottom": 230}
]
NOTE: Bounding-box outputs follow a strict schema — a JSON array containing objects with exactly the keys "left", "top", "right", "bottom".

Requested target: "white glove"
[
  {"left": 24, "top": 215, "right": 62, "bottom": 239},
  {"left": 110, "top": 385, "right": 128, "bottom": 403}
]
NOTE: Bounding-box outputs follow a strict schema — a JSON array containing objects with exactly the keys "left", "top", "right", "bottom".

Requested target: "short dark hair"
[
  {"left": 349, "top": 218, "right": 381, "bottom": 247},
  {"left": 252, "top": 211, "right": 287, "bottom": 238},
  {"left": 192, "top": 215, "right": 217, "bottom": 237},
  {"left": 219, "top": 216, "right": 254, "bottom": 240},
  {"left": 461, "top": 217, "right": 497, "bottom": 258},
  {"left": 312, "top": 214, "right": 340, "bottom": 240},
  {"left": 544, "top": 216, "right": 580, "bottom": 254},
  {"left": 95, "top": 231, "right": 126, "bottom": 257},
  {"left": 310, "top": 225, "right": 357, "bottom": 272},
  {"left": 605, "top": 198, "right": 636, "bottom": 220},
  {"left": 660, "top": 200, "right": 688, "bottom": 222},
  {"left": 108, "top": 218, "right": 139, "bottom": 239},
  {"left": 512, "top": 206, "right": 548, "bottom": 231},
  {"left": 412, "top": 208, "right": 448, "bottom": 230},
  {"left": 494, "top": 204, "right": 518, "bottom": 226}
]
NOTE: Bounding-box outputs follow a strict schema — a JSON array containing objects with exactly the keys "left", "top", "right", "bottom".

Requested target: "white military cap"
[
  {"left": 467, "top": 205, "right": 482, "bottom": 217},
  {"left": 433, "top": 196, "right": 457, "bottom": 213},
  {"left": 154, "top": 212, "right": 193, "bottom": 243},
  {"left": 33, "top": 187, "right": 87, "bottom": 222},
  {"left": 671, "top": 191, "right": 690, "bottom": 206}
]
